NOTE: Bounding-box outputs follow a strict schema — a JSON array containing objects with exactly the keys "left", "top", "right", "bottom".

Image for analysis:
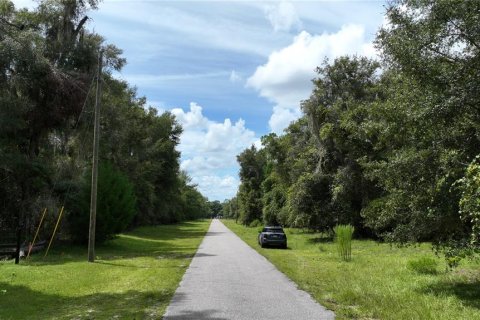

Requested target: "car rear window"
[{"left": 264, "top": 228, "right": 284, "bottom": 233}]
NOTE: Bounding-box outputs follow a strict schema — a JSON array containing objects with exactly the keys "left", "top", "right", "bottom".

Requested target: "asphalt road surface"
[{"left": 163, "top": 219, "right": 335, "bottom": 320}]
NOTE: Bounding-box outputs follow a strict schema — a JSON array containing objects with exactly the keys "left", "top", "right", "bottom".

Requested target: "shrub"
[
  {"left": 458, "top": 156, "right": 480, "bottom": 246},
  {"left": 249, "top": 219, "right": 262, "bottom": 228},
  {"left": 334, "top": 224, "right": 354, "bottom": 261},
  {"left": 407, "top": 256, "right": 439, "bottom": 275},
  {"left": 68, "top": 162, "right": 137, "bottom": 244}
]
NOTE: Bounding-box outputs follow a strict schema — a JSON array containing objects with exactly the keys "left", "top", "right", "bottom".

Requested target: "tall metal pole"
[{"left": 88, "top": 50, "right": 103, "bottom": 263}]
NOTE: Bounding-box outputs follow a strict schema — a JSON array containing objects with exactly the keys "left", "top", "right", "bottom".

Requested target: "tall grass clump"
[
  {"left": 334, "top": 224, "right": 354, "bottom": 261},
  {"left": 407, "top": 256, "right": 439, "bottom": 274}
]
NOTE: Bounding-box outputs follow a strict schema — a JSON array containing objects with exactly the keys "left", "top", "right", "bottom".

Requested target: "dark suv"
[{"left": 258, "top": 226, "right": 287, "bottom": 249}]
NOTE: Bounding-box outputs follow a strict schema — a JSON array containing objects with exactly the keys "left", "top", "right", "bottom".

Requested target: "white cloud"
[
  {"left": 194, "top": 175, "right": 239, "bottom": 203},
  {"left": 229, "top": 70, "right": 242, "bottom": 83},
  {"left": 171, "top": 103, "right": 257, "bottom": 200},
  {"left": 264, "top": 1, "right": 302, "bottom": 32},
  {"left": 268, "top": 105, "right": 302, "bottom": 134},
  {"left": 95, "top": 2, "right": 283, "bottom": 57},
  {"left": 247, "top": 24, "right": 378, "bottom": 134},
  {"left": 12, "top": 0, "right": 36, "bottom": 9}
]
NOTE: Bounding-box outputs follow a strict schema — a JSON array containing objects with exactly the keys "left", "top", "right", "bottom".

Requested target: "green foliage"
[
  {"left": 209, "top": 200, "right": 223, "bottom": 217},
  {"left": 68, "top": 162, "right": 137, "bottom": 243},
  {"left": 229, "top": 0, "right": 480, "bottom": 260},
  {"left": 407, "top": 257, "right": 439, "bottom": 275},
  {"left": 334, "top": 224, "right": 354, "bottom": 261},
  {"left": 1, "top": 1, "right": 209, "bottom": 245},
  {"left": 237, "top": 146, "right": 266, "bottom": 225},
  {"left": 0, "top": 0, "right": 110, "bottom": 236},
  {"left": 221, "top": 197, "right": 240, "bottom": 221},
  {"left": 248, "top": 219, "right": 262, "bottom": 228},
  {"left": 458, "top": 156, "right": 480, "bottom": 247}
]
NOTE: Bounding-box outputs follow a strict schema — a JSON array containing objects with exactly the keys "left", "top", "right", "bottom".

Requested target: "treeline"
[
  {"left": 0, "top": 0, "right": 209, "bottom": 243},
  {"left": 225, "top": 0, "right": 480, "bottom": 257}
]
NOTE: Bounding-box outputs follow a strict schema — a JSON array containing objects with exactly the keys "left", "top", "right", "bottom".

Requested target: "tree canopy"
[
  {"left": 228, "top": 0, "right": 480, "bottom": 261},
  {"left": 0, "top": 0, "right": 210, "bottom": 244}
]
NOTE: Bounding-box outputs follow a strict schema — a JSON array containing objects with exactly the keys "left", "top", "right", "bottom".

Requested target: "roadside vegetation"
[
  {"left": 223, "top": 0, "right": 480, "bottom": 265},
  {"left": 0, "top": 0, "right": 210, "bottom": 248},
  {"left": 0, "top": 220, "right": 210, "bottom": 319},
  {"left": 224, "top": 220, "right": 480, "bottom": 320}
]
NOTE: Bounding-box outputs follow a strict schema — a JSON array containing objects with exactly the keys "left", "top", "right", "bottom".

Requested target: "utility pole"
[{"left": 88, "top": 50, "right": 103, "bottom": 263}]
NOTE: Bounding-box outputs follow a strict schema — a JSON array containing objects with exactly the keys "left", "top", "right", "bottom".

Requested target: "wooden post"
[
  {"left": 44, "top": 206, "right": 64, "bottom": 258},
  {"left": 27, "top": 208, "right": 47, "bottom": 259},
  {"left": 88, "top": 50, "right": 103, "bottom": 263}
]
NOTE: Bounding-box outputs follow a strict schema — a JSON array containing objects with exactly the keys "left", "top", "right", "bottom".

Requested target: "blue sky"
[{"left": 15, "top": 0, "right": 387, "bottom": 201}]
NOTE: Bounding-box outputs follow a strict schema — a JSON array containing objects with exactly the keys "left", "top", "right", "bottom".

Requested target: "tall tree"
[{"left": 237, "top": 146, "right": 266, "bottom": 225}]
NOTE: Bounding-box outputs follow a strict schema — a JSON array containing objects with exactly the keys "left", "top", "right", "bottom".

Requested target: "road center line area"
[{"left": 163, "top": 219, "right": 335, "bottom": 320}]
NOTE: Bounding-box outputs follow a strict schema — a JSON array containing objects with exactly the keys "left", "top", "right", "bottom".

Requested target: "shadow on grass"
[
  {"left": 420, "top": 280, "right": 480, "bottom": 309},
  {"left": 307, "top": 236, "right": 333, "bottom": 244},
  {"left": 163, "top": 309, "right": 228, "bottom": 320},
  {"left": 0, "top": 282, "right": 171, "bottom": 319},
  {"left": 24, "top": 220, "right": 211, "bottom": 266}
]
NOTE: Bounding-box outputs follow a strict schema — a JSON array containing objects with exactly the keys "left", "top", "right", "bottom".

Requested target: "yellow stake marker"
[
  {"left": 27, "top": 208, "right": 47, "bottom": 259},
  {"left": 44, "top": 206, "right": 64, "bottom": 258}
]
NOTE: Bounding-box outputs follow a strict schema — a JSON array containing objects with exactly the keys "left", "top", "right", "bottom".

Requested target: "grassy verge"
[
  {"left": 223, "top": 220, "right": 480, "bottom": 320},
  {"left": 0, "top": 219, "right": 211, "bottom": 319}
]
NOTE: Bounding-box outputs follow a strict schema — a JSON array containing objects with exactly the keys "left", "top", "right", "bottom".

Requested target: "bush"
[
  {"left": 407, "top": 257, "right": 439, "bottom": 275},
  {"left": 458, "top": 156, "right": 480, "bottom": 246},
  {"left": 334, "top": 224, "right": 354, "bottom": 261},
  {"left": 249, "top": 219, "right": 262, "bottom": 228},
  {"left": 68, "top": 162, "right": 137, "bottom": 244}
]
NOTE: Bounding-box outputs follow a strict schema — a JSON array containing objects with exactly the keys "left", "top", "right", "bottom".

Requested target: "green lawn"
[
  {"left": 223, "top": 220, "right": 480, "bottom": 320},
  {"left": 0, "top": 219, "right": 211, "bottom": 319}
]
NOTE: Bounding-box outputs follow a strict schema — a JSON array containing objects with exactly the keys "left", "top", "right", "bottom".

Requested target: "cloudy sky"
[{"left": 14, "top": 0, "right": 387, "bottom": 201}]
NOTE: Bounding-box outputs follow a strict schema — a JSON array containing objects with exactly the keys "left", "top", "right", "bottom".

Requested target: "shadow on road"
[{"left": 204, "top": 231, "right": 224, "bottom": 236}]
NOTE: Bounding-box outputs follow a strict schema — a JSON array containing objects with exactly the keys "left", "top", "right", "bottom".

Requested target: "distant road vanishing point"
[{"left": 163, "top": 219, "right": 335, "bottom": 320}]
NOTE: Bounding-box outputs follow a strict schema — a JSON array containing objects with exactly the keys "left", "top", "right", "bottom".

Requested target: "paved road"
[{"left": 163, "top": 219, "right": 334, "bottom": 320}]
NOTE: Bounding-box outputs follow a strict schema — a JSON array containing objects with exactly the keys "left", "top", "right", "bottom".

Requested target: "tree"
[
  {"left": 237, "top": 146, "right": 266, "bottom": 225},
  {"left": 364, "top": 0, "right": 480, "bottom": 245},
  {"left": 68, "top": 162, "right": 136, "bottom": 243},
  {"left": 0, "top": 0, "right": 122, "bottom": 237},
  {"left": 178, "top": 171, "right": 209, "bottom": 221},
  {"left": 1, "top": 1, "right": 209, "bottom": 246},
  {"left": 209, "top": 200, "right": 223, "bottom": 218}
]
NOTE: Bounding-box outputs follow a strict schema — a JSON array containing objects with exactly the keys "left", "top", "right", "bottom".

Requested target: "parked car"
[{"left": 258, "top": 226, "right": 287, "bottom": 249}]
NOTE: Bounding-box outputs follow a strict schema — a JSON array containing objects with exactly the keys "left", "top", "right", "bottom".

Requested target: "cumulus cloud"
[
  {"left": 264, "top": 1, "right": 302, "bottom": 32},
  {"left": 171, "top": 102, "right": 257, "bottom": 200},
  {"left": 193, "top": 175, "right": 240, "bottom": 202},
  {"left": 268, "top": 105, "right": 302, "bottom": 134},
  {"left": 247, "top": 24, "right": 377, "bottom": 133}
]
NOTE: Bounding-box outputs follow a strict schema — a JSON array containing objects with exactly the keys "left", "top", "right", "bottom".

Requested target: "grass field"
[
  {"left": 223, "top": 220, "right": 480, "bottom": 320},
  {"left": 0, "top": 219, "right": 211, "bottom": 319}
]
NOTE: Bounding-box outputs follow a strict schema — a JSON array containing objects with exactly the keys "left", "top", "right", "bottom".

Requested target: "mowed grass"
[
  {"left": 0, "top": 219, "right": 211, "bottom": 319},
  {"left": 223, "top": 220, "right": 480, "bottom": 320}
]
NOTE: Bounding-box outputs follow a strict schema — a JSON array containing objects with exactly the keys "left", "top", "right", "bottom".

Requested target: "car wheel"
[
  {"left": 282, "top": 243, "right": 287, "bottom": 249},
  {"left": 261, "top": 241, "right": 266, "bottom": 248}
]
